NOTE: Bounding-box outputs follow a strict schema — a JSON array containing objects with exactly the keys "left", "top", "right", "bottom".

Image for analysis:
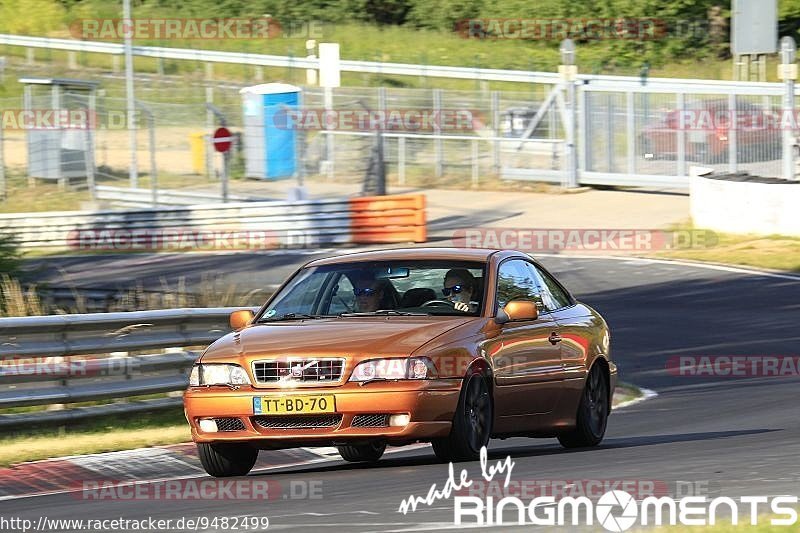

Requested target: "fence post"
[
  {"left": 433, "top": 89, "right": 443, "bottom": 178},
  {"left": 398, "top": 136, "right": 406, "bottom": 186},
  {"left": 626, "top": 91, "right": 635, "bottom": 175},
  {"left": 148, "top": 111, "right": 158, "bottom": 206},
  {"left": 491, "top": 90, "right": 500, "bottom": 175},
  {"left": 605, "top": 93, "right": 615, "bottom": 173},
  {"left": 579, "top": 85, "right": 589, "bottom": 174},
  {"left": 0, "top": 117, "right": 5, "bottom": 201},
  {"left": 324, "top": 86, "right": 334, "bottom": 179},
  {"left": 205, "top": 86, "right": 214, "bottom": 179},
  {"left": 677, "top": 92, "right": 686, "bottom": 176},
  {"left": 471, "top": 139, "right": 479, "bottom": 186},
  {"left": 779, "top": 37, "right": 796, "bottom": 180},
  {"left": 84, "top": 92, "right": 96, "bottom": 201},
  {"left": 728, "top": 93, "right": 738, "bottom": 173}
]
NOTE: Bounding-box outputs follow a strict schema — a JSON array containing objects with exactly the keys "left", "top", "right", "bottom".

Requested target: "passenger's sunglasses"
[
  {"left": 442, "top": 285, "right": 466, "bottom": 296},
  {"left": 353, "top": 287, "right": 377, "bottom": 297}
]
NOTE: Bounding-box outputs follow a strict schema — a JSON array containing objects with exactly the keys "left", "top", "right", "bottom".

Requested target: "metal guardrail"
[
  {"left": 0, "top": 307, "right": 256, "bottom": 428},
  {"left": 95, "top": 185, "right": 258, "bottom": 208},
  {"left": 1, "top": 33, "right": 797, "bottom": 94},
  {"left": 0, "top": 194, "right": 426, "bottom": 250}
]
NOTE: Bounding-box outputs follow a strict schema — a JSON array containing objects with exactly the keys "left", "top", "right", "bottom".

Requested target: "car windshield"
[{"left": 259, "top": 260, "right": 486, "bottom": 319}]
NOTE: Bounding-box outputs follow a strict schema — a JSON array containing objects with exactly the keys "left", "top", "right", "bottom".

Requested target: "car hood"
[{"left": 200, "top": 317, "right": 474, "bottom": 362}]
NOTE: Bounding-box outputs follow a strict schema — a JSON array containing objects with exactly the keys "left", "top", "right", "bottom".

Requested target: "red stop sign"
[{"left": 213, "top": 127, "right": 233, "bottom": 153}]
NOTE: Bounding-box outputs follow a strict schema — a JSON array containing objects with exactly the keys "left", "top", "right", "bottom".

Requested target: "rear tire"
[
  {"left": 197, "top": 442, "right": 258, "bottom": 477},
  {"left": 337, "top": 442, "right": 386, "bottom": 462},
  {"left": 432, "top": 372, "right": 493, "bottom": 462},
  {"left": 558, "top": 363, "right": 609, "bottom": 449}
]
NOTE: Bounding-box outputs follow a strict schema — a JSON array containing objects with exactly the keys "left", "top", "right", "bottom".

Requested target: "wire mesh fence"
[{"left": 0, "top": 77, "right": 795, "bottom": 209}]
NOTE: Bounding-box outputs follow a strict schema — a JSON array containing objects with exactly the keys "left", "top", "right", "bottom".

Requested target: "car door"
[
  {"left": 488, "top": 259, "right": 564, "bottom": 418},
  {"left": 531, "top": 262, "right": 593, "bottom": 381}
]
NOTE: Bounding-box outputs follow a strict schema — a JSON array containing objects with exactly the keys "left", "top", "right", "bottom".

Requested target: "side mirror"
[
  {"left": 229, "top": 309, "right": 254, "bottom": 330},
  {"left": 496, "top": 300, "right": 538, "bottom": 324}
]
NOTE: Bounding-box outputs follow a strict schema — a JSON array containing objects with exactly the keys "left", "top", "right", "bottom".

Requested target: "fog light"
[
  {"left": 389, "top": 414, "right": 410, "bottom": 427},
  {"left": 199, "top": 419, "right": 218, "bottom": 432}
]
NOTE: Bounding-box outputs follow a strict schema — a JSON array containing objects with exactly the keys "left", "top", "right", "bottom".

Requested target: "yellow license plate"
[{"left": 253, "top": 395, "right": 335, "bottom": 415}]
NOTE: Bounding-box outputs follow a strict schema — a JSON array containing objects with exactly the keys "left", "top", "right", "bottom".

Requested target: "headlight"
[
  {"left": 349, "top": 357, "right": 437, "bottom": 382},
  {"left": 189, "top": 364, "right": 251, "bottom": 386}
]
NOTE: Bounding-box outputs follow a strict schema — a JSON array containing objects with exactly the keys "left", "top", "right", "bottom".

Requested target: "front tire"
[
  {"left": 337, "top": 442, "right": 386, "bottom": 463},
  {"left": 197, "top": 442, "right": 258, "bottom": 477},
  {"left": 558, "top": 363, "right": 609, "bottom": 448},
  {"left": 432, "top": 372, "right": 493, "bottom": 462}
]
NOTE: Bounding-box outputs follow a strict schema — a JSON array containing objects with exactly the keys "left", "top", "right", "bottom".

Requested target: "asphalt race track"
[{"left": 6, "top": 254, "right": 800, "bottom": 532}]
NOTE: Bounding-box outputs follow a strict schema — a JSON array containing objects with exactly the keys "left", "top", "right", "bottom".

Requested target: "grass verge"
[
  {"left": 0, "top": 407, "right": 189, "bottom": 467},
  {"left": 652, "top": 224, "right": 800, "bottom": 274}
]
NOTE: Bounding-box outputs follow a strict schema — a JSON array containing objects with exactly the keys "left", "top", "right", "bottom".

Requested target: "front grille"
[
  {"left": 252, "top": 415, "right": 342, "bottom": 429},
  {"left": 352, "top": 414, "right": 390, "bottom": 428},
  {"left": 252, "top": 359, "right": 345, "bottom": 384},
  {"left": 214, "top": 417, "right": 245, "bottom": 431}
]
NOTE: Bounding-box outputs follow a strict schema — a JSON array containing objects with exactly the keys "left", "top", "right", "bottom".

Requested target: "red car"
[{"left": 639, "top": 99, "right": 782, "bottom": 163}]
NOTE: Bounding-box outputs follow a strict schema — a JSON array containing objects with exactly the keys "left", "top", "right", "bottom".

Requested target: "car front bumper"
[{"left": 184, "top": 379, "right": 462, "bottom": 447}]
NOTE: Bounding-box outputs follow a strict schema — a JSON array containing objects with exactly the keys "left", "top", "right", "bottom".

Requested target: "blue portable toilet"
[{"left": 240, "top": 83, "right": 301, "bottom": 180}]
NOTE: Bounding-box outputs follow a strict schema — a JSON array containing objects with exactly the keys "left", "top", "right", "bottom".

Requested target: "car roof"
[{"left": 305, "top": 247, "right": 517, "bottom": 267}]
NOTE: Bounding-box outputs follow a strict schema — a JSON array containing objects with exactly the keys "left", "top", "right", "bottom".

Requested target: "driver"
[
  {"left": 352, "top": 272, "right": 386, "bottom": 312},
  {"left": 443, "top": 269, "right": 477, "bottom": 313}
]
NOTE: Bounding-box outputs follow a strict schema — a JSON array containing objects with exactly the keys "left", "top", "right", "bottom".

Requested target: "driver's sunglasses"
[
  {"left": 442, "top": 284, "right": 465, "bottom": 296},
  {"left": 353, "top": 287, "right": 377, "bottom": 297}
]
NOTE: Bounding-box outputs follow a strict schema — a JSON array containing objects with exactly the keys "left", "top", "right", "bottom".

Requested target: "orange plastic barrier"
[{"left": 349, "top": 194, "right": 427, "bottom": 244}]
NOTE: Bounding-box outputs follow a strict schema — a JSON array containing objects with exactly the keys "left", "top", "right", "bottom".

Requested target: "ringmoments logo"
[{"left": 397, "top": 447, "right": 799, "bottom": 530}]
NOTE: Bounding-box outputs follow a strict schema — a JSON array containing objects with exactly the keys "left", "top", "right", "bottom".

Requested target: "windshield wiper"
[
  {"left": 339, "top": 310, "right": 430, "bottom": 317},
  {"left": 258, "top": 313, "right": 329, "bottom": 322}
]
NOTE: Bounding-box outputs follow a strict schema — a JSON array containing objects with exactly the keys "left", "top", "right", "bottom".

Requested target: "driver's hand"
[{"left": 454, "top": 301, "right": 470, "bottom": 312}]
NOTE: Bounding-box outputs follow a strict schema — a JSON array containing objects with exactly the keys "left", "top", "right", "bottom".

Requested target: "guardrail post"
[{"left": 26, "top": 48, "right": 34, "bottom": 65}]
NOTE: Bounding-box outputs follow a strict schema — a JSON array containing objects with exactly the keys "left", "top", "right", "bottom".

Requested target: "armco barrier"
[
  {"left": 0, "top": 194, "right": 426, "bottom": 250},
  {"left": 0, "top": 307, "right": 254, "bottom": 428}
]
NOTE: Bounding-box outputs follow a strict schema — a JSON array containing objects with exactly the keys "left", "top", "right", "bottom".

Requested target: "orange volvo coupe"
[{"left": 184, "top": 248, "right": 616, "bottom": 477}]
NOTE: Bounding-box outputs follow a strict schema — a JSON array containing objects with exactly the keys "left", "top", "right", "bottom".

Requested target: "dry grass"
[
  {"left": 0, "top": 425, "right": 190, "bottom": 467},
  {"left": 0, "top": 273, "right": 269, "bottom": 317},
  {"left": 652, "top": 224, "right": 800, "bottom": 273},
  {"left": 0, "top": 273, "right": 44, "bottom": 316}
]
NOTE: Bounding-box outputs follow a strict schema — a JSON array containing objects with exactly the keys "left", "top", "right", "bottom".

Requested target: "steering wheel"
[{"left": 420, "top": 299, "right": 455, "bottom": 308}]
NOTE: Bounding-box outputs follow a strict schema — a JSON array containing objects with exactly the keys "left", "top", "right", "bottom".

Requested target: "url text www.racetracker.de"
[{"left": 0, "top": 515, "right": 270, "bottom": 532}]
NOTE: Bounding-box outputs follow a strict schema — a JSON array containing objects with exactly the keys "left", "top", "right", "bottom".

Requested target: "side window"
[
  {"left": 327, "top": 274, "right": 356, "bottom": 314},
  {"left": 268, "top": 270, "right": 326, "bottom": 315},
  {"left": 532, "top": 264, "right": 572, "bottom": 310},
  {"left": 496, "top": 260, "right": 543, "bottom": 311}
]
